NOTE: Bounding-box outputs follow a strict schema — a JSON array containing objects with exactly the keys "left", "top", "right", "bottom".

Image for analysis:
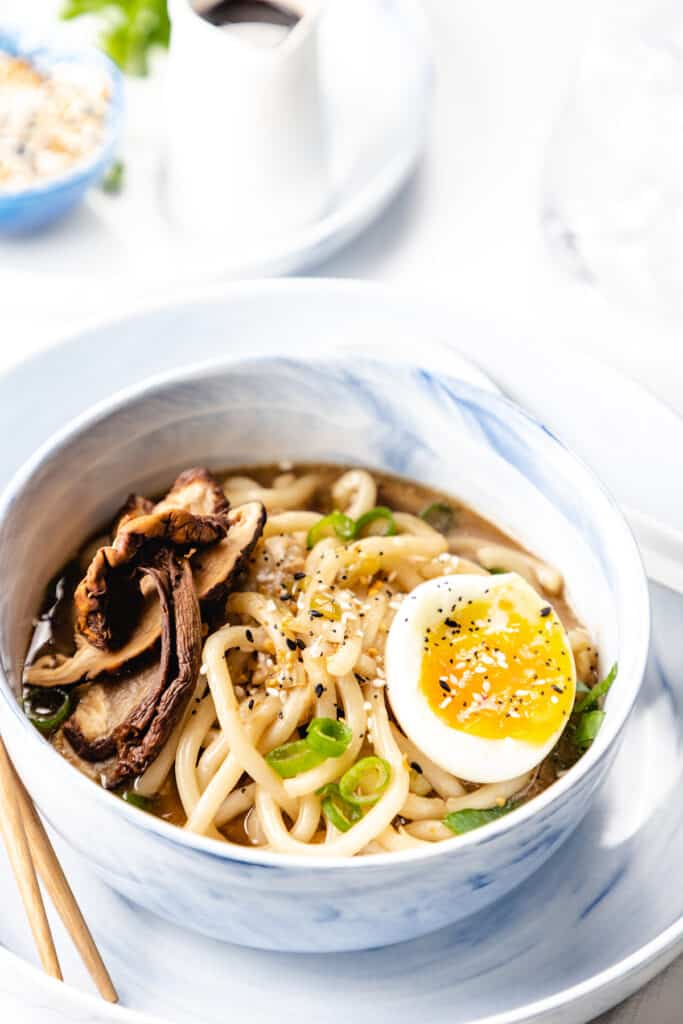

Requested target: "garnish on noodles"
[{"left": 22, "top": 464, "right": 611, "bottom": 855}]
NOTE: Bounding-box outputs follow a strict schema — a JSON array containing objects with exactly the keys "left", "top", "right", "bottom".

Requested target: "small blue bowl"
[{"left": 0, "top": 29, "right": 123, "bottom": 233}]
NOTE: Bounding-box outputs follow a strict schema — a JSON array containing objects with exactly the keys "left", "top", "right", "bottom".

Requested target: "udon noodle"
[{"left": 24, "top": 464, "right": 602, "bottom": 857}]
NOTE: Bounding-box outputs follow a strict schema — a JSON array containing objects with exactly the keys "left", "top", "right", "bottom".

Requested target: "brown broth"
[{"left": 25, "top": 463, "right": 597, "bottom": 840}]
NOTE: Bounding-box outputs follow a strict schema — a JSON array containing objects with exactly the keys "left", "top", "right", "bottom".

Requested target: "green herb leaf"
[
  {"left": 443, "top": 802, "right": 516, "bottom": 835},
  {"left": 488, "top": 568, "right": 506, "bottom": 575},
  {"left": 61, "top": 0, "right": 170, "bottom": 76},
  {"left": 574, "top": 662, "right": 618, "bottom": 715},
  {"left": 101, "top": 158, "right": 124, "bottom": 193},
  {"left": 574, "top": 709, "right": 606, "bottom": 749}
]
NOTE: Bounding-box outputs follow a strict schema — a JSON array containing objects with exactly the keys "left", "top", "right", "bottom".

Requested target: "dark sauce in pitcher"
[{"left": 198, "top": 1, "right": 300, "bottom": 40}]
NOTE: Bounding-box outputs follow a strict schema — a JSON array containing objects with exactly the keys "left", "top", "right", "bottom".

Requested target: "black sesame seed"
[
  {"left": 410, "top": 761, "right": 423, "bottom": 774},
  {"left": 336, "top": 706, "right": 345, "bottom": 720},
  {"left": 286, "top": 637, "right": 298, "bottom": 652},
  {"left": 293, "top": 571, "right": 306, "bottom": 580},
  {"left": 310, "top": 610, "right": 323, "bottom": 619},
  {"left": 245, "top": 628, "right": 254, "bottom": 643},
  {"left": 540, "top": 606, "right": 551, "bottom": 617},
  {"left": 315, "top": 683, "right": 325, "bottom": 698}
]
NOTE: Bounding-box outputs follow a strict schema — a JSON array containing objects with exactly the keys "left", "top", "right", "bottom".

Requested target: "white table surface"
[{"left": 1, "top": 2, "right": 682, "bottom": 1022}]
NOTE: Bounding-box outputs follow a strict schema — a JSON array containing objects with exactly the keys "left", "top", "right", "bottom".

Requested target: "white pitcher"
[{"left": 164, "top": 0, "right": 328, "bottom": 243}]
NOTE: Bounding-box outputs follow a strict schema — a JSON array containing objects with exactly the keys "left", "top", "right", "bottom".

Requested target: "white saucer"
[
  {"left": 1, "top": 281, "right": 683, "bottom": 1024},
  {"left": 0, "top": 1, "right": 433, "bottom": 316}
]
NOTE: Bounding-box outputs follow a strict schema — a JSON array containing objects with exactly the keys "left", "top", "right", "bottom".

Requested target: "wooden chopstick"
[
  {"left": 0, "top": 738, "right": 118, "bottom": 1003},
  {"left": 0, "top": 739, "right": 62, "bottom": 981},
  {"left": 13, "top": 767, "right": 119, "bottom": 1003}
]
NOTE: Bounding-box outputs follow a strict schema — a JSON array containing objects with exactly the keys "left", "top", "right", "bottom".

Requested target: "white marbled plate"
[{"left": 0, "top": 280, "right": 682, "bottom": 1024}]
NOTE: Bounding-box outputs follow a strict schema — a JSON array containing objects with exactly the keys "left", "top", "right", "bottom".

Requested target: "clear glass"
[{"left": 543, "top": 0, "right": 683, "bottom": 317}]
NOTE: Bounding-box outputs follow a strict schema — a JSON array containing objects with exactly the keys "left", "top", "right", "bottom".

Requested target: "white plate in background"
[{"left": 0, "top": 1, "right": 433, "bottom": 315}]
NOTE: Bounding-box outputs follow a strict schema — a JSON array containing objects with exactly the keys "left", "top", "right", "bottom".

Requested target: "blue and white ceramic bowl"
[
  {"left": 0, "top": 29, "right": 123, "bottom": 233},
  {"left": 0, "top": 355, "right": 649, "bottom": 952}
]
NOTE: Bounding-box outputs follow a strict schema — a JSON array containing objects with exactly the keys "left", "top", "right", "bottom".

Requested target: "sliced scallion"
[
  {"left": 309, "top": 592, "right": 341, "bottom": 621},
  {"left": 306, "top": 511, "right": 355, "bottom": 549},
  {"left": 266, "top": 739, "right": 325, "bottom": 778},
  {"left": 339, "top": 756, "right": 391, "bottom": 807},
  {"left": 574, "top": 662, "right": 618, "bottom": 715},
  {"left": 317, "top": 783, "right": 362, "bottom": 832},
  {"left": 419, "top": 502, "right": 455, "bottom": 534},
  {"left": 353, "top": 506, "right": 397, "bottom": 539},
  {"left": 307, "top": 717, "right": 353, "bottom": 758},
  {"left": 23, "top": 686, "right": 72, "bottom": 736},
  {"left": 121, "top": 790, "right": 152, "bottom": 810},
  {"left": 574, "top": 709, "right": 606, "bottom": 749}
]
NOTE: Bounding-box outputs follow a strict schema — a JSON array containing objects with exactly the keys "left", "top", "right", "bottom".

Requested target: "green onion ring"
[
  {"left": 266, "top": 739, "right": 325, "bottom": 778},
  {"left": 352, "top": 506, "right": 397, "bottom": 539},
  {"left": 23, "top": 686, "right": 72, "bottom": 735},
  {"left": 419, "top": 502, "right": 454, "bottom": 534},
  {"left": 307, "top": 717, "right": 353, "bottom": 758},
  {"left": 339, "top": 756, "right": 392, "bottom": 807},
  {"left": 317, "top": 783, "right": 362, "bottom": 832},
  {"left": 306, "top": 510, "right": 356, "bottom": 549},
  {"left": 121, "top": 790, "right": 153, "bottom": 810}
]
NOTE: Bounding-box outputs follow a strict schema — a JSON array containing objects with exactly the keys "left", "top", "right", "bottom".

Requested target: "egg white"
[{"left": 385, "top": 572, "right": 575, "bottom": 784}]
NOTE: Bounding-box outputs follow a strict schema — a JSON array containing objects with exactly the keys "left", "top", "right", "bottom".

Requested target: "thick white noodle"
[
  {"left": 223, "top": 474, "right": 319, "bottom": 510},
  {"left": 402, "top": 820, "right": 453, "bottom": 842},
  {"left": 134, "top": 468, "right": 584, "bottom": 858},
  {"left": 393, "top": 511, "right": 441, "bottom": 538},
  {"left": 332, "top": 469, "right": 377, "bottom": 519},
  {"left": 263, "top": 511, "right": 321, "bottom": 538},
  {"left": 401, "top": 793, "right": 448, "bottom": 821},
  {"left": 203, "top": 625, "right": 299, "bottom": 819},
  {"left": 390, "top": 724, "right": 466, "bottom": 798},
  {"left": 448, "top": 537, "right": 563, "bottom": 594},
  {"left": 256, "top": 687, "right": 409, "bottom": 857},
  {"left": 188, "top": 698, "right": 281, "bottom": 834},
  {"left": 283, "top": 675, "right": 366, "bottom": 797},
  {"left": 444, "top": 772, "right": 533, "bottom": 812}
]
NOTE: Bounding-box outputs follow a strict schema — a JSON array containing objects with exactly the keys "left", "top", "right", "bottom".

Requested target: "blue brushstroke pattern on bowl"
[
  {"left": 0, "top": 28, "right": 123, "bottom": 233},
  {"left": 0, "top": 355, "right": 649, "bottom": 952}
]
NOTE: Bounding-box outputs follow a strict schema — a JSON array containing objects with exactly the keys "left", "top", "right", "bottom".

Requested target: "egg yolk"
[{"left": 419, "top": 590, "right": 575, "bottom": 744}]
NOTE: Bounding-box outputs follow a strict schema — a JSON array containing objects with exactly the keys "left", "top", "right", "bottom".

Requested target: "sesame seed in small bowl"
[{"left": 0, "top": 28, "right": 123, "bottom": 233}]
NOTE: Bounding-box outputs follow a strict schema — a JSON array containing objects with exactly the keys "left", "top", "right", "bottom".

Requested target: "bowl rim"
[
  {"left": 0, "top": 351, "right": 651, "bottom": 870},
  {"left": 0, "top": 27, "right": 124, "bottom": 202}
]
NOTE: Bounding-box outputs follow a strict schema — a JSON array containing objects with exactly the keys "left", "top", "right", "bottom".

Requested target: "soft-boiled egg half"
[{"left": 385, "top": 572, "right": 576, "bottom": 783}]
